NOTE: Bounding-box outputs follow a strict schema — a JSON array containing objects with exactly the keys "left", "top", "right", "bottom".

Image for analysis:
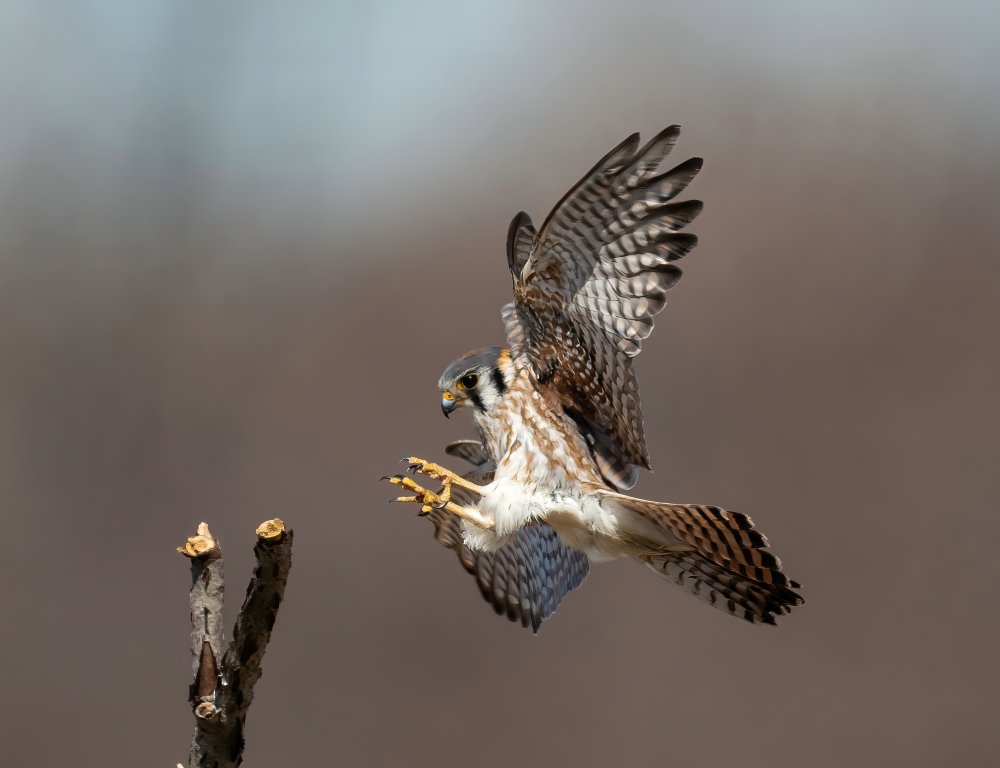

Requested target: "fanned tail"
[{"left": 593, "top": 489, "right": 804, "bottom": 624}]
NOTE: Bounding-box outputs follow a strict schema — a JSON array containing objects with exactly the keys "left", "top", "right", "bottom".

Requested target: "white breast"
[
  {"left": 478, "top": 476, "right": 545, "bottom": 534},
  {"left": 466, "top": 479, "right": 628, "bottom": 560}
]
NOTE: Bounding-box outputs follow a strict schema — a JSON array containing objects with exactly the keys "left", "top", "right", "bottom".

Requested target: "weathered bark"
[{"left": 178, "top": 519, "right": 293, "bottom": 768}]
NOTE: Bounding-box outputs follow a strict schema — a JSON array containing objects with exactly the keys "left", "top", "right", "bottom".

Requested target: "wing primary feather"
[
  {"left": 506, "top": 211, "right": 536, "bottom": 277},
  {"left": 602, "top": 199, "right": 703, "bottom": 240},
  {"left": 536, "top": 132, "right": 640, "bottom": 238},
  {"left": 640, "top": 157, "right": 704, "bottom": 205},
  {"left": 612, "top": 124, "right": 681, "bottom": 194}
]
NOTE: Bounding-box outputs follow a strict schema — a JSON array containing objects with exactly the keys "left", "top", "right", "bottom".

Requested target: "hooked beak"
[{"left": 441, "top": 391, "right": 458, "bottom": 418}]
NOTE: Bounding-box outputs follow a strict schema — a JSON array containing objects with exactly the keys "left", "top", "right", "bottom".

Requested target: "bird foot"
[
  {"left": 402, "top": 457, "right": 487, "bottom": 496},
  {"left": 383, "top": 472, "right": 493, "bottom": 530}
]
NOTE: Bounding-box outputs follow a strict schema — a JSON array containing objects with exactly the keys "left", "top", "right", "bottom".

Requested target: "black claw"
[
  {"left": 380, "top": 475, "right": 392, "bottom": 481},
  {"left": 416, "top": 510, "right": 430, "bottom": 517},
  {"left": 431, "top": 499, "right": 448, "bottom": 510},
  {"left": 407, "top": 463, "right": 422, "bottom": 474}
]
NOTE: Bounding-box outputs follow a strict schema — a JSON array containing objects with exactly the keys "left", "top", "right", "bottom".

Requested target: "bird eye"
[{"left": 459, "top": 372, "right": 479, "bottom": 390}]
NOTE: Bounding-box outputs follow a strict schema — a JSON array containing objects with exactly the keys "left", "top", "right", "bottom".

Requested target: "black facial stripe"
[
  {"left": 490, "top": 364, "right": 507, "bottom": 397},
  {"left": 469, "top": 389, "right": 486, "bottom": 413}
]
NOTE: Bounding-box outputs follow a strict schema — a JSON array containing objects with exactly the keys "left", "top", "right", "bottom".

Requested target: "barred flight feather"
[{"left": 503, "top": 126, "right": 703, "bottom": 474}]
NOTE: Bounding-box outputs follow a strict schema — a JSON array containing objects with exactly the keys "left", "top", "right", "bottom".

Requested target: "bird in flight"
[{"left": 385, "top": 125, "right": 803, "bottom": 632}]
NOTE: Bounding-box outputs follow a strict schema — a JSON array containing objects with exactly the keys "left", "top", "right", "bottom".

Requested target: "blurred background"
[{"left": 2, "top": 1, "right": 999, "bottom": 766}]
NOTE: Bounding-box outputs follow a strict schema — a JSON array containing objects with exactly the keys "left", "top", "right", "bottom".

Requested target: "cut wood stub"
[
  {"left": 178, "top": 522, "right": 221, "bottom": 559},
  {"left": 255, "top": 518, "right": 285, "bottom": 541}
]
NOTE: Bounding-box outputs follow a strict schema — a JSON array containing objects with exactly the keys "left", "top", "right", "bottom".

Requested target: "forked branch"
[{"left": 178, "top": 519, "right": 293, "bottom": 768}]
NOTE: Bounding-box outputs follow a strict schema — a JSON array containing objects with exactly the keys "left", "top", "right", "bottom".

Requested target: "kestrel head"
[{"left": 438, "top": 347, "right": 515, "bottom": 418}]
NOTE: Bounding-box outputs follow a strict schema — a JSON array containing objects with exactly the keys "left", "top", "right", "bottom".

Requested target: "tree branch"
[{"left": 178, "top": 519, "right": 293, "bottom": 768}]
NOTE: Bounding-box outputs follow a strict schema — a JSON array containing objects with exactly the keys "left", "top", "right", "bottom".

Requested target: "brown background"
[{"left": 2, "top": 3, "right": 998, "bottom": 766}]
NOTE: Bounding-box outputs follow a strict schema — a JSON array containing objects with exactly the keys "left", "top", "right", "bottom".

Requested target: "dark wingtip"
[
  {"left": 623, "top": 131, "right": 642, "bottom": 149},
  {"left": 599, "top": 131, "right": 641, "bottom": 172},
  {"left": 508, "top": 210, "right": 530, "bottom": 238},
  {"left": 506, "top": 210, "right": 534, "bottom": 275},
  {"left": 651, "top": 124, "right": 682, "bottom": 144}
]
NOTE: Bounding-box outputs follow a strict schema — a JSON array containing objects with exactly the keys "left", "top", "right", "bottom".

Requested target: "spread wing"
[
  {"left": 420, "top": 440, "right": 590, "bottom": 632},
  {"left": 503, "top": 126, "right": 702, "bottom": 481}
]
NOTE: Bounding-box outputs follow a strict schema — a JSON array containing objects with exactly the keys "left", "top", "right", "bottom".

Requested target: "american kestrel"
[{"left": 385, "top": 126, "right": 803, "bottom": 631}]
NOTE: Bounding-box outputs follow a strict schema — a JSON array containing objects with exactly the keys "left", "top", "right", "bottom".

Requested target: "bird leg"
[
  {"left": 384, "top": 474, "right": 494, "bottom": 530},
  {"left": 403, "top": 457, "right": 487, "bottom": 496}
]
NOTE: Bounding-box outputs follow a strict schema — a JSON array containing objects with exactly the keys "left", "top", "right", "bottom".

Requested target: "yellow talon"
[
  {"left": 404, "top": 457, "right": 487, "bottom": 495},
  {"left": 382, "top": 464, "right": 493, "bottom": 530}
]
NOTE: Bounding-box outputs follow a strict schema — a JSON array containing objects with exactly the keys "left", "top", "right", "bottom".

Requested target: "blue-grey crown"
[{"left": 438, "top": 346, "right": 505, "bottom": 389}]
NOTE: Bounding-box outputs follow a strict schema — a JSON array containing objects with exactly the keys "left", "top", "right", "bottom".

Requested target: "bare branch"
[{"left": 179, "top": 519, "right": 293, "bottom": 768}]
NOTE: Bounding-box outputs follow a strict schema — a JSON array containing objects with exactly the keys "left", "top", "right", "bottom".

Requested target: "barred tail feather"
[
  {"left": 592, "top": 488, "right": 804, "bottom": 623},
  {"left": 641, "top": 552, "right": 802, "bottom": 625}
]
